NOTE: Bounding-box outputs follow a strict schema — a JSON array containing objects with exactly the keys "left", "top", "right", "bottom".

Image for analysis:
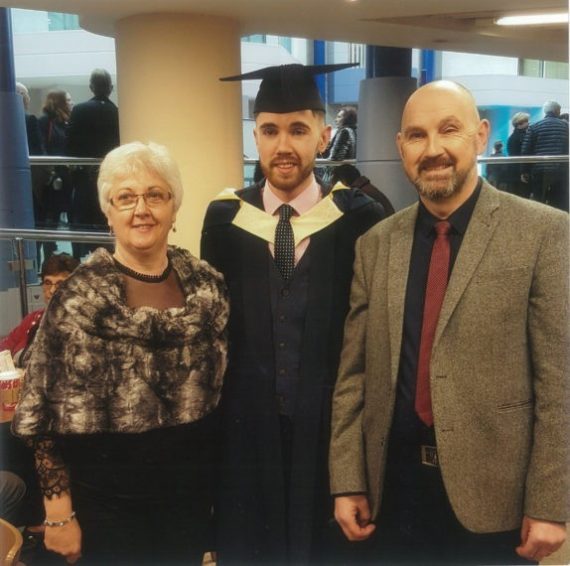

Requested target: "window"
[
  {"left": 47, "top": 12, "right": 80, "bottom": 31},
  {"left": 519, "top": 59, "right": 569, "bottom": 80},
  {"left": 243, "top": 35, "right": 267, "bottom": 43}
]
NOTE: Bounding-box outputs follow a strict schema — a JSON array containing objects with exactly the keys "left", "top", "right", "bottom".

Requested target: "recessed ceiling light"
[{"left": 496, "top": 12, "right": 568, "bottom": 26}]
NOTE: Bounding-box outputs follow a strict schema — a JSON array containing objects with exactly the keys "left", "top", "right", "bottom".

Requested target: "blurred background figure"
[
  {"left": 15, "top": 82, "right": 44, "bottom": 156},
  {"left": 331, "top": 163, "right": 394, "bottom": 216},
  {"left": 37, "top": 89, "right": 74, "bottom": 260},
  {"left": 322, "top": 106, "right": 357, "bottom": 161},
  {"left": 320, "top": 106, "right": 357, "bottom": 184},
  {"left": 0, "top": 253, "right": 79, "bottom": 366},
  {"left": 67, "top": 68, "right": 120, "bottom": 259},
  {"left": 506, "top": 112, "right": 530, "bottom": 198},
  {"left": 15, "top": 82, "right": 48, "bottom": 269},
  {"left": 522, "top": 99, "right": 569, "bottom": 211},
  {"left": 485, "top": 140, "right": 508, "bottom": 191}
]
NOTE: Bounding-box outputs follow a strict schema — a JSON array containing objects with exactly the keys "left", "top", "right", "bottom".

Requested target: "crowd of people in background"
[
  {"left": 15, "top": 68, "right": 120, "bottom": 264},
  {"left": 488, "top": 99, "right": 568, "bottom": 211}
]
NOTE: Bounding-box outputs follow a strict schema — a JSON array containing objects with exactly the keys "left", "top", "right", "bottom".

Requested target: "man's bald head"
[
  {"left": 396, "top": 80, "right": 489, "bottom": 215},
  {"left": 401, "top": 80, "right": 481, "bottom": 129}
]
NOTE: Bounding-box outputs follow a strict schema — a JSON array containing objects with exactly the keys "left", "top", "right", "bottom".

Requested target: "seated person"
[
  {"left": 0, "top": 470, "right": 26, "bottom": 525},
  {"left": 0, "top": 254, "right": 79, "bottom": 366}
]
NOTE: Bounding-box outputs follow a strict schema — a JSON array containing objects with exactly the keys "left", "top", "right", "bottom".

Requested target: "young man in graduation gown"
[{"left": 201, "top": 64, "right": 386, "bottom": 564}]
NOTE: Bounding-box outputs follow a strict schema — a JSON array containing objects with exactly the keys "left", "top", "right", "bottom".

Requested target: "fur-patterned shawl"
[{"left": 13, "top": 246, "right": 229, "bottom": 436}]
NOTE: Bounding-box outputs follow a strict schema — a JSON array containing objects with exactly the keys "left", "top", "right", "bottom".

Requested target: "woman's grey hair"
[
  {"left": 98, "top": 141, "right": 184, "bottom": 215},
  {"left": 511, "top": 112, "right": 530, "bottom": 127}
]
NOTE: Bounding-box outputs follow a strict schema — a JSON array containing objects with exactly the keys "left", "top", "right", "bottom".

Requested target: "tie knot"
[
  {"left": 435, "top": 220, "right": 451, "bottom": 237},
  {"left": 279, "top": 204, "right": 294, "bottom": 221}
]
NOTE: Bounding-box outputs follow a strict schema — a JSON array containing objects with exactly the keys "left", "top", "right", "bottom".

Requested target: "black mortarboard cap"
[{"left": 220, "top": 63, "right": 357, "bottom": 114}]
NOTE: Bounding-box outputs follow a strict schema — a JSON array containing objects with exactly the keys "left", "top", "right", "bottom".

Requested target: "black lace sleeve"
[{"left": 24, "top": 436, "right": 71, "bottom": 500}]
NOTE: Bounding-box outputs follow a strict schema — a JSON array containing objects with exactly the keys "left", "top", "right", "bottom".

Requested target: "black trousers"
[
  {"left": 530, "top": 168, "right": 569, "bottom": 212},
  {"left": 354, "top": 445, "right": 536, "bottom": 566},
  {"left": 73, "top": 485, "right": 209, "bottom": 566}
]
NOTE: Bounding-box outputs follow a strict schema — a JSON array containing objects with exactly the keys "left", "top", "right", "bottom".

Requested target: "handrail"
[
  {"left": 4, "top": 153, "right": 569, "bottom": 318},
  {"left": 29, "top": 155, "right": 569, "bottom": 167},
  {"left": 245, "top": 156, "right": 569, "bottom": 166},
  {"left": 0, "top": 228, "right": 113, "bottom": 244},
  {"left": 478, "top": 155, "right": 569, "bottom": 164},
  {"left": 28, "top": 156, "right": 101, "bottom": 166}
]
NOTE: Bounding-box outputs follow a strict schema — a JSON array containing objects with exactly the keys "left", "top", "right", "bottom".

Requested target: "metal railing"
[
  {"left": 3, "top": 154, "right": 568, "bottom": 321},
  {"left": 34, "top": 155, "right": 570, "bottom": 167},
  {"left": 29, "top": 156, "right": 101, "bottom": 166},
  {"left": 477, "top": 155, "right": 569, "bottom": 164},
  {"left": 247, "top": 155, "right": 570, "bottom": 166}
]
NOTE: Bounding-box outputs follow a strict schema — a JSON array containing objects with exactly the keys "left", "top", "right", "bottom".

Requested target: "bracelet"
[{"left": 43, "top": 511, "right": 76, "bottom": 527}]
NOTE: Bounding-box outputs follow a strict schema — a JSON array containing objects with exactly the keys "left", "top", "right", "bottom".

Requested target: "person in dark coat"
[
  {"left": 16, "top": 82, "right": 48, "bottom": 268},
  {"left": 67, "top": 68, "right": 120, "bottom": 257},
  {"left": 319, "top": 106, "right": 357, "bottom": 184},
  {"left": 485, "top": 140, "right": 508, "bottom": 191},
  {"left": 37, "top": 89, "right": 74, "bottom": 259},
  {"left": 331, "top": 163, "right": 395, "bottom": 216},
  {"left": 201, "top": 64, "right": 386, "bottom": 565},
  {"left": 321, "top": 106, "right": 357, "bottom": 161},
  {"left": 521, "top": 100, "right": 569, "bottom": 211},
  {"left": 506, "top": 112, "right": 530, "bottom": 198},
  {"left": 16, "top": 82, "right": 44, "bottom": 156}
]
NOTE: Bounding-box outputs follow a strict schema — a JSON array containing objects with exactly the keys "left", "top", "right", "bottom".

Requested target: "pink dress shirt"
[{"left": 262, "top": 175, "right": 322, "bottom": 265}]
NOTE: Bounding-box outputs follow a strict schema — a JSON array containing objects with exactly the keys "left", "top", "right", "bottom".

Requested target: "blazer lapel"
[
  {"left": 387, "top": 205, "right": 418, "bottom": 386},
  {"left": 434, "top": 184, "right": 501, "bottom": 346}
]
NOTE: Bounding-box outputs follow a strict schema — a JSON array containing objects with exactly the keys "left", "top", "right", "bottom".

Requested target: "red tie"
[{"left": 415, "top": 220, "right": 452, "bottom": 427}]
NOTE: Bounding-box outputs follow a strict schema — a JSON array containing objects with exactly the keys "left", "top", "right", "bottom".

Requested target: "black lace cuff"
[{"left": 26, "top": 436, "right": 71, "bottom": 500}]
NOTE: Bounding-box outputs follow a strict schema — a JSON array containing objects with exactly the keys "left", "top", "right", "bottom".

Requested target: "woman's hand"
[
  {"left": 43, "top": 493, "right": 82, "bottom": 563},
  {"left": 44, "top": 518, "right": 82, "bottom": 563}
]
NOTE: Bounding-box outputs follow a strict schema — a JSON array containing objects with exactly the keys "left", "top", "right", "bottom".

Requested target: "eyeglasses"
[
  {"left": 42, "top": 280, "right": 64, "bottom": 289},
  {"left": 110, "top": 188, "right": 173, "bottom": 211}
]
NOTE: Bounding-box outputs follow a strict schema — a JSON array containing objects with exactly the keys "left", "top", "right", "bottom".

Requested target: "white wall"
[
  {"left": 13, "top": 30, "right": 116, "bottom": 84},
  {"left": 452, "top": 74, "right": 569, "bottom": 111},
  {"left": 442, "top": 52, "right": 519, "bottom": 76},
  {"left": 239, "top": 42, "right": 301, "bottom": 100}
]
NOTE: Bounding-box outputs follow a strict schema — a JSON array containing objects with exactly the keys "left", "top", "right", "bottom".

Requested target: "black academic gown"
[{"left": 201, "top": 182, "right": 385, "bottom": 565}]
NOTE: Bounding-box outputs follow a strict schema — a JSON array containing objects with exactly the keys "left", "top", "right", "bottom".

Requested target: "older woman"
[{"left": 13, "top": 142, "right": 229, "bottom": 565}]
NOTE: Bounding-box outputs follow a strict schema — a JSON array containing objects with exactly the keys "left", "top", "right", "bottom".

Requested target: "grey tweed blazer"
[{"left": 330, "top": 182, "right": 569, "bottom": 533}]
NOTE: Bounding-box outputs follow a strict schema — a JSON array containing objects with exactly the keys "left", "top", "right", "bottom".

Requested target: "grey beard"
[{"left": 414, "top": 167, "right": 471, "bottom": 202}]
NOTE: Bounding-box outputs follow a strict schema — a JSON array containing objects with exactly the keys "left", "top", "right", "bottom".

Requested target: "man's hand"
[
  {"left": 334, "top": 494, "right": 376, "bottom": 541},
  {"left": 516, "top": 516, "right": 567, "bottom": 562}
]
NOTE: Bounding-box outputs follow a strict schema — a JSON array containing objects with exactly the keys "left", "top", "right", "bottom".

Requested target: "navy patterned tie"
[{"left": 274, "top": 204, "right": 295, "bottom": 280}]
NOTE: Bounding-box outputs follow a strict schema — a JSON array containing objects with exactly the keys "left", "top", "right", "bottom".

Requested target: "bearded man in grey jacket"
[{"left": 330, "top": 81, "right": 568, "bottom": 565}]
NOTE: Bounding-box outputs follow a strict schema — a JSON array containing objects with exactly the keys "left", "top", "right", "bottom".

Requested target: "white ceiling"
[{"left": 3, "top": 0, "right": 568, "bottom": 62}]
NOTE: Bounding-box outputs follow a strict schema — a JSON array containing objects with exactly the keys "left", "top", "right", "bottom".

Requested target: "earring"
[
  {"left": 109, "top": 226, "right": 114, "bottom": 235},
  {"left": 172, "top": 224, "right": 177, "bottom": 233}
]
